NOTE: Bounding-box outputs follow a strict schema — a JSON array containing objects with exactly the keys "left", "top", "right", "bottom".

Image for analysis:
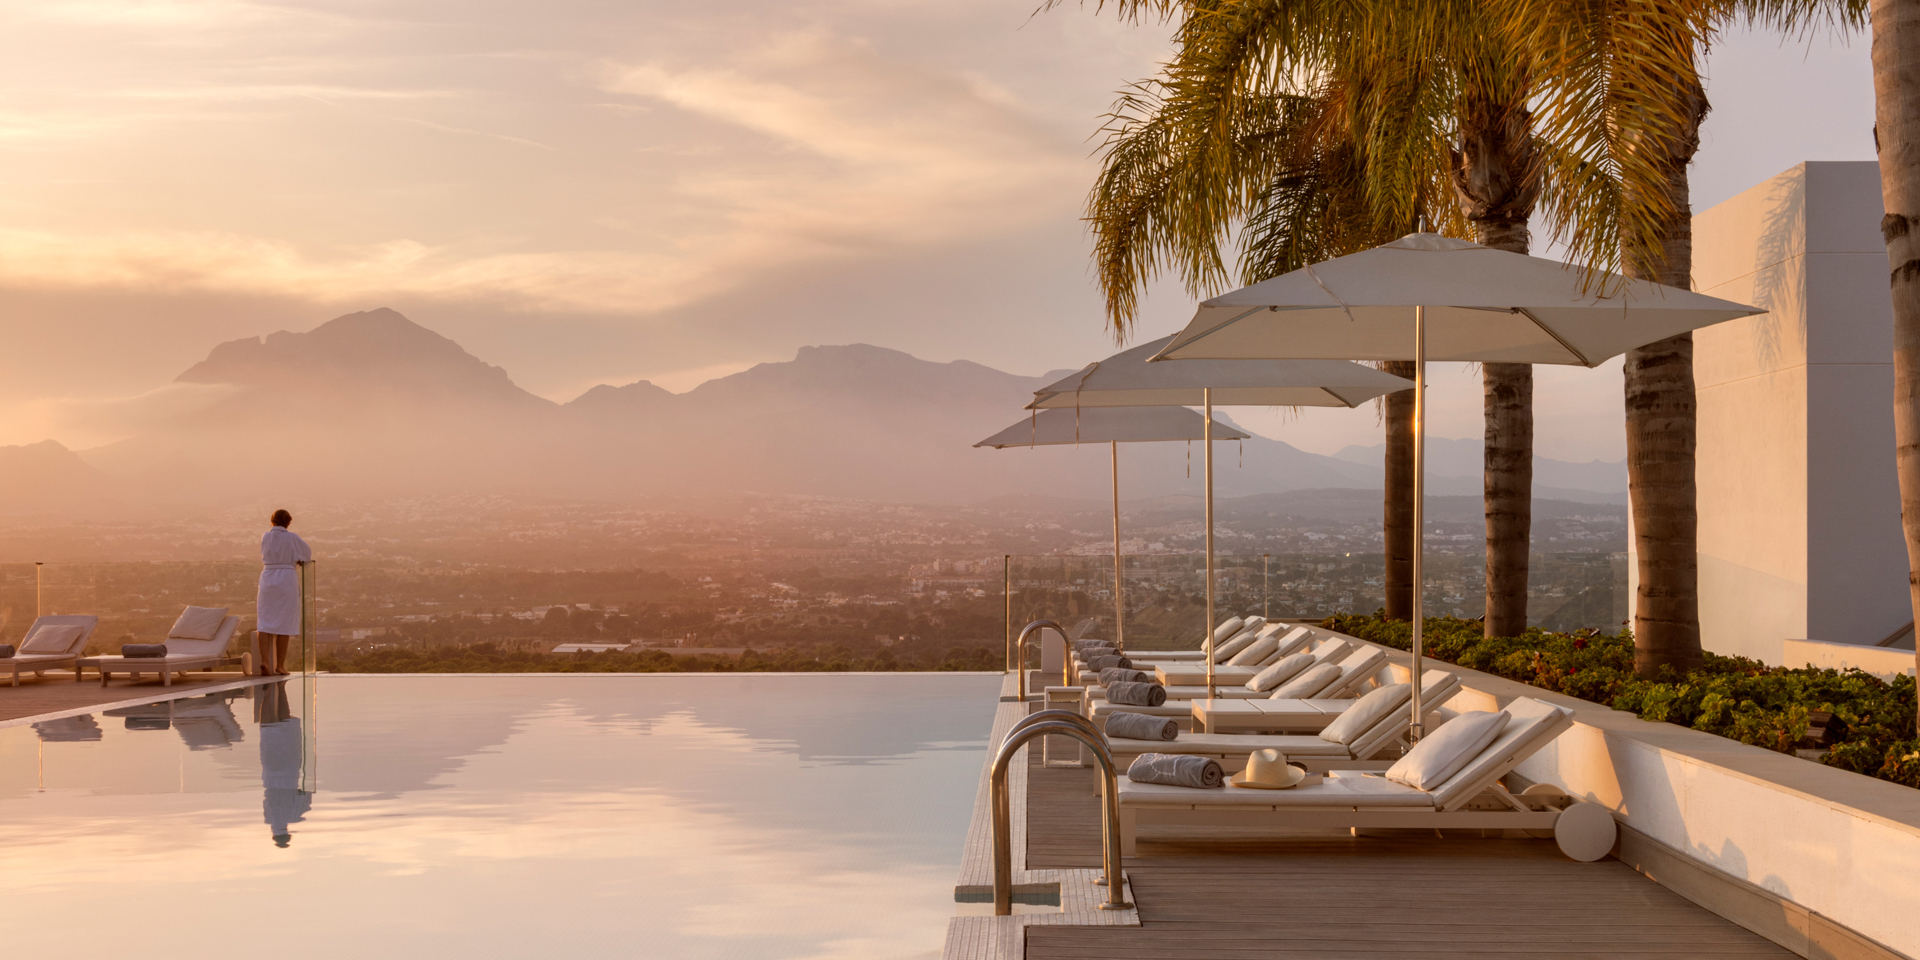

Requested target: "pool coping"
[{"left": 943, "top": 671, "right": 1140, "bottom": 960}]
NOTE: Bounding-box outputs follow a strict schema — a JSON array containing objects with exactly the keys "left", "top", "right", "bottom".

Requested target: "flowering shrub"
[{"left": 1324, "top": 612, "right": 1920, "bottom": 788}]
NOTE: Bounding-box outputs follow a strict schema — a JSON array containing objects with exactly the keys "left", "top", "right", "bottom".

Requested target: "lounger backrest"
[
  {"left": 1270, "top": 626, "right": 1314, "bottom": 661},
  {"left": 162, "top": 616, "right": 240, "bottom": 658},
  {"left": 1308, "top": 637, "right": 1351, "bottom": 665},
  {"left": 1429, "top": 696, "right": 1572, "bottom": 811},
  {"left": 1323, "top": 647, "right": 1387, "bottom": 698},
  {"left": 23, "top": 615, "right": 99, "bottom": 656},
  {"left": 1348, "top": 669, "right": 1453, "bottom": 759}
]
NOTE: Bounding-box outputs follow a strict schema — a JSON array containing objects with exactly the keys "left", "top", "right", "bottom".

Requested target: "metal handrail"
[
  {"left": 989, "top": 719, "right": 1131, "bottom": 914},
  {"left": 1013, "top": 619, "right": 1066, "bottom": 701}
]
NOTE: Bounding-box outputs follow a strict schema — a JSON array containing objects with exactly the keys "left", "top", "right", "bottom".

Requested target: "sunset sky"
[{"left": 0, "top": 1, "right": 1877, "bottom": 461}]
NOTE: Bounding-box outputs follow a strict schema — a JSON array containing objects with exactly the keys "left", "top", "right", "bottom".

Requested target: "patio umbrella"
[
  {"left": 976, "top": 406, "right": 1249, "bottom": 654},
  {"left": 1151, "top": 232, "right": 1763, "bottom": 735},
  {"left": 1028, "top": 337, "right": 1415, "bottom": 696}
]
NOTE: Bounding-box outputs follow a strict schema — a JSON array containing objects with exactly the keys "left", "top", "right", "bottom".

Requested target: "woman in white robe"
[{"left": 256, "top": 509, "right": 312, "bottom": 676}]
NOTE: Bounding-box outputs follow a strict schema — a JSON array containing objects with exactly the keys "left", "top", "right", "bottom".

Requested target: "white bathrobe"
[{"left": 256, "top": 527, "right": 312, "bottom": 636}]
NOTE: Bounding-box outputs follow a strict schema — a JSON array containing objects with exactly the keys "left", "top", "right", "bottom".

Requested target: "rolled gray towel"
[
  {"left": 1073, "top": 638, "right": 1111, "bottom": 652},
  {"left": 1105, "top": 681, "right": 1166, "bottom": 707},
  {"left": 1105, "top": 711, "right": 1178, "bottom": 741},
  {"left": 1127, "top": 753, "right": 1224, "bottom": 788},
  {"left": 0, "top": 643, "right": 13, "bottom": 659},
  {"left": 122, "top": 643, "right": 168, "bottom": 659},
  {"left": 1098, "top": 667, "right": 1151, "bottom": 685},
  {"left": 1077, "top": 644, "right": 1118, "bottom": 660},
  {"left": 1087, "top": 655, "right": 1133, "bottom": 671}
]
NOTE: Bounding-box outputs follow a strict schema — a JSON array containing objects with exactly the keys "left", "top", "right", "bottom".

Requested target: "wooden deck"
[
  {"left": 0, "top": 670, "right": 260, "bottom": 723},
  {"left": 1022, "top": 756, "right": 1793, "bottom": 959}
]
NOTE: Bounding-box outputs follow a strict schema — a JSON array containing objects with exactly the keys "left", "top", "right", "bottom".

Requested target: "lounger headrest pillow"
[
  {"left": 1211, "top": 628, "right": 1261, "bottom": 664},
  {"left": 1245, "top": 652, "right": 1313, "bottom": 692},
  {"left": 19, "top": 622, "right": 84, "bottom": 655},
  {"left": 1238, "top": 615, "right": 1267, "bottom": 635},
  {"left": 1209, "top": 617, "right": 1246, "bottom": 645},
  {"left": 1318, "top": 683, "right": 1411, "bottom": 745},
  {"left": 1226, "top": 631, "right": 1284, "bottom": 667},
  {"left": 1385, "top": 709, "right": 1511, "bottom": 790},
  {"left": 169, "top": 606, "right": 230, "bottom": 641},
  {"left": 1268, "top": 662, "right": 1341, "bottom": 699}
]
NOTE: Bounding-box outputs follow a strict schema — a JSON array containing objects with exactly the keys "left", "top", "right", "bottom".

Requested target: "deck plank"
[{"left": 1023, "top": 758, "right": 1793, "bottom": 959}]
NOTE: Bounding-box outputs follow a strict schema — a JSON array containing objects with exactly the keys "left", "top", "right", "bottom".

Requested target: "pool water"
[{"left": 0, "top": 674, "right": 1000, "bottom": 960}]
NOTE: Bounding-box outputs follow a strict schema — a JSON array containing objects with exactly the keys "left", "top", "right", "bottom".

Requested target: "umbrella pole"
[
  {"left": 1111, "top": 441, "right": 1125, "bottom": 652},
  {"left": 1204, "top": 387, "right": 1216, "bottom": 701},
  {"left": 1410, "top": 305, "right": 1427, "bottom": 740}
]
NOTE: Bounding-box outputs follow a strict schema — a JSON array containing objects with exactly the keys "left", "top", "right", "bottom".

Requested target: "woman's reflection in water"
[{"left": 254, "top": 681, "right": 310, "bottom": 848}]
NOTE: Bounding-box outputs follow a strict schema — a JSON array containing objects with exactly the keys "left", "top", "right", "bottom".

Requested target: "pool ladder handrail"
[
  {"left": 1013, "top": 619, "right": 1072, "bottom": 701},
  {"left": 990, "top": 710, "right": 1131, "bottom": 915}
]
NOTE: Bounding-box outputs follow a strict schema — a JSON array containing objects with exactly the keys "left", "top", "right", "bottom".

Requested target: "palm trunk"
[
  {"left": 1870, "top": 0, "right": 1920, "bottom": 710},
  {"left": 1621, "top": 76, "right": 1709, "bottom": 678},
  {"left": 1384, "top": 360, "right": 1416, "bottom": 620},
  {"left": 1451, "top": 94, "right": 1539, "bottom": 638},
  {"left": 1483, "top": 362, "right": 1533, "bottom": 636}
]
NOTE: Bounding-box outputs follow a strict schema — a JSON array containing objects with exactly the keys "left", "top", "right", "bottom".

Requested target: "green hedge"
[{"left": 1323, "top": 612, "right": 1920, "bottom": 788}]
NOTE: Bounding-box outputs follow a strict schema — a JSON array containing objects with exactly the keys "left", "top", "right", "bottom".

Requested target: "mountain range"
[{"left": 0, "top": 308, "right": 1627, "bottom": 514}]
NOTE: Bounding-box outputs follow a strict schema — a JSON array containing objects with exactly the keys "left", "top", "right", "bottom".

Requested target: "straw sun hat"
[{"left": 1229, "top": 748, "right": 1306, "bottom": 789}]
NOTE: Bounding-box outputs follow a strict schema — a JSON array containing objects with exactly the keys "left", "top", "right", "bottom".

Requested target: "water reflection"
[
  {"left": 0, "top": 674, "right": 997, "bottom": 960},
  {"left": 31, "top": 715, "right": 101, "bottom": 742},
  {"left": 255, "top": 681, "right": 310, "bottom": 848}
]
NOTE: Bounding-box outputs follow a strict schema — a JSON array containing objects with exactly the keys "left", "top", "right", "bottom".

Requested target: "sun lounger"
[
  {"left": 1144, "top": 637, "right": 1356, "bottom": 696},
  {"left": 1152, "top": 636, "right": 1348, "bottom": 687},
  {"left": 1105, "top": 670, "right": 1458, "bottom": 771},
  {"left": 1195, "top": 671, "right": 1461, "bottom": 733},
  {"left": 4, "top": 615, "right": 99, "bottom": 686},
  {"left": 82, "top": 615, "right": 242, "bottom": 687},
  {"left": 1116, "top": 696, "right": 1617, "bottom": 861}
]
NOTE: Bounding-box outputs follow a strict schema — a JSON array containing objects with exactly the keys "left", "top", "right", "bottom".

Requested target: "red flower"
[
  {"left": 1567, "top": 667, "right": 1578, "bottom": 675},
  {"left": 1573, "top": 638, "right": 1588, "bottom": 650}
]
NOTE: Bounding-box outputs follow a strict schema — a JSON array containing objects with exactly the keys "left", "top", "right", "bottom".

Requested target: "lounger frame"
[{"left": 5, "top": 615, "right": 99, "bottom": 686}]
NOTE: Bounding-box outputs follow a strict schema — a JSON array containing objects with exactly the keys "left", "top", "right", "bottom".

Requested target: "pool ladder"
[
  {"left": 1012, "top": 619, "right": 1078, "bottom": 701},
  {"left": 989, "top": 708, "right": 1131, "bottom": 915}
]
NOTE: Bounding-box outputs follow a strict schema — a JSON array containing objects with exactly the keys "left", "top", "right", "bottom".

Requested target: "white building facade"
[{"left": 1680, "top": 161, "right": 1909, "bottom": 663}]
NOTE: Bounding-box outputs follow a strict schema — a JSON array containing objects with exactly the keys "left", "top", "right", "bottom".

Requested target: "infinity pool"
[{"left": 0, "top": 673, "right": 1000, "bottom": 960}]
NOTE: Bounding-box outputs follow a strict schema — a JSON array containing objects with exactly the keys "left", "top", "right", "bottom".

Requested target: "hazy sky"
[{"left": 0, "top": 1, "right": 1877, "bottom": 460}]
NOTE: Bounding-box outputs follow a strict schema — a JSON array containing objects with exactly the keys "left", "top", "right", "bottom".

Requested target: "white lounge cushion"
[
  {"left": 1269, "top": 663, "right": 1341, "bottom": 699},
  {"left": 1428, "top": 698, "right": 1567, "bottom": 809},
  {"left": 1245, "top": 653, "right": 1313, "bottom": 692},
  {"left": 1212, "top": 628, "right": 1261, "bottom": 664},
  {"left": 1308, "top": 638, "right": 1351, "bottom": 663},
  {"left": 1319, "top": 683, "right": 1411, "bottom": 745},
  {"left": 1209, "top": 617, "right": 1245, "bottom": 646},
  {"left": 169, "top": 606, "right": 230, "bottom": 641},
  {"left": 1226, "top": 632, "right": 1282, "bottom": 667},
  {"left": 1386, "top": 710, "right": 1510, "bottom": 790},
  {"left": 20, "top": 623, "right": 84, "bottom": 655}
]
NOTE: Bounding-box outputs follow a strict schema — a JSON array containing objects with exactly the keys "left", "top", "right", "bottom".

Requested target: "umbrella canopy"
[
  {"left": 1031, "top": 335, "right": 1413, "bottom": 409},
  {"left": 975, "top": 406, "right": 1249, "bottom": 447},
  {"left": 1152, "top": 233, "right": 1762, "bottom": 366}
]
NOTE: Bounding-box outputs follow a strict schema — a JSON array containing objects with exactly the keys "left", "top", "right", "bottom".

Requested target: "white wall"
[{"left": 1686, "top": 162, "right": 1907, "bottom": 663}]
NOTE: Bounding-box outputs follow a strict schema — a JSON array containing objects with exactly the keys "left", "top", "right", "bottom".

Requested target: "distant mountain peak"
[{"left": 174, "top": 308, "right": 552, "bottom": 407}]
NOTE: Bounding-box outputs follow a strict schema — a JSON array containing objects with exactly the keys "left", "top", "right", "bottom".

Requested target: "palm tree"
[
  {"left": 1867, "top": 0, "right": 1920, "bottom": 704},
  {"left": 1078, "top": 1, "right": 1581, "bottom": 636}
]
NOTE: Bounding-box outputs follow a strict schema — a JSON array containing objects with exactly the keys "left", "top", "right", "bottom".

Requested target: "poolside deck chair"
[
  {"left": 4, "top": 615, "right": 99, "bottom": 686},
  {"left": 1116, "top": 696, "right": 1618, "bottom": 861},
  {"left": 1125, "top": 623, "right": 1306, "bottom": 669},
  {"left": 83, "top": 615, "right": 241, "bottom": 687},
  {"left": 1104, "top": 670, "right": 1459, "bottom": 772},
  {"left": 1152, "top": 636, "right": 1350, "bottom": 688},
  {"left": 1148, "top": 638, "right": 1357, "bottom": 696}
]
